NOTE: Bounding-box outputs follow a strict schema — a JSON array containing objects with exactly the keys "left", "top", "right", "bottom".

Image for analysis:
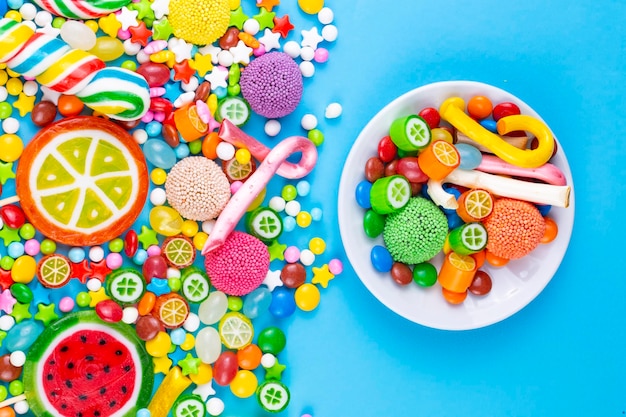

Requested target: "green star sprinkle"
[
  {"left": 0, "top": 226, "right": 20, "bottom": 246},
  {"left": 253, "top": 7, "right": 275, "bottom": 30},
  {"left": 0, "top": 162, "right": 15, "bottom": 184},
  {"left": 229, "top": 6, "right": 248, "bottom": 30},
  {"left": 265, "top": 360, "right": 286, "bottom": 380},
  {"left": 268, "top": 240, "right": 287, "bottom": 261},
  {"left": 34, "top": 303, "right": 59, "bottom": 326},
  {"left": 10, "top": 302, "right": 32, "bottom": 323},
  {"left": 138, "top": 225, "right": 159, "bottom": 249},
  {"left": 152, "top": 18, "right": 173, "bottom": 40},
  {"left": 178, "top": 353, "right": 201, "bottom": 376}
]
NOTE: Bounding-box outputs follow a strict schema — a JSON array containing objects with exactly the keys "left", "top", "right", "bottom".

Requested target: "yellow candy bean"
[
  {"left": 181, "top": 220, "right": 199, "bottom": 237},
  {"left": 294, "top": 283, "right": 320, "bottom": 312},
  {"left": 229, "top": 0, "right": 240, "bottom": 10},
  {"left": 230, "top": 369, "right": 258, "bottom": 398},
  {"left": 180, "top": 333, "right": 195, "bottom": 351},
  {"left": 6, "top": 78, "right": 22, "bottom": 96},
  {"left": 84, "top": 20, "right": 99, "bottom": 32},
  {"left": 0, "top": 70, "right": 8, "bottom": 86},
  {"left": 11, "top": 255, "right": 36, "bottom": 284},
  {"left": 0, "top": 134, "right": 23, "bottom": 162},
  {"left": 192, "top": 232, "right": 208, "bottom": 251},
  {"left": 189, "top": 362, "right": 212, "bottom": 385},
  {"left": 149, "top": 206, "right": 183, "bottom": 236},
  {"left": 146, "top": 331, "right": 172, "bottom": 357},
  {"left": 88, "top": 36, "right": 124, "bottom": 62}
]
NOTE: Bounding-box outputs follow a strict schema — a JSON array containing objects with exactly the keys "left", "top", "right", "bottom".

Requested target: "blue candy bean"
[
  {"left": 371, "top": 245, "right": 393, "bottom": 273},
  {"left": 455, "top": 143, "right": 483, "bottom": 170},
  {"left": 143, "top": 139, "right": 177, "bottom": 169},
  {"left": 243, "top": 286, "right": 272, "bottom": 319},
  {"left": 479, "top": 119, "right": 498, "bottom": 133},
  {"left": 355, "top": 180, "right": 372, "bottom": 209},
  {"left": 4, "top": 320, "right": 44, "bottom": 352},
  {"left": 268, "top": 287, "right": 296, "bottom": 319}
]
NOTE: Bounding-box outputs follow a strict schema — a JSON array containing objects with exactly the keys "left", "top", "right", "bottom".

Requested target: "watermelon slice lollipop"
[
  {"left": 15, "top": 116, "right": 148, "bottom": 246},
  {"left": 23, "top": 311, "right": 153, "bottom": 417}
]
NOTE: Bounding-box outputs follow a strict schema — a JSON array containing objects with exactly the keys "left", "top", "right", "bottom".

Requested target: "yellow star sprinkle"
[
  {"left": 153, "top": 355, "right": 173, "bottom": 374},
  {"left": 191, "top": 53, "right": 213, "bottom": 77},
  {"left": 88, "top": 287, "right": 110, "bottom": 307},
  {"left": 311, "top": 264, "right": 335, "bottom": 288},
  {"left": 98, "top": 13, "right": 122, "bottom": 38},
  {"left": 13, "top": 93, "right": 35, "bottom": 116}
]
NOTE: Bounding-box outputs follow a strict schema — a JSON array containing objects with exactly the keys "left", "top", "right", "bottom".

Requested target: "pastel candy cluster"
[
  {"left": 0, "top": 18, "right": 149, "bottom": 120},
  {"left": 32, "top": 0, "right": 131, "bottom": 19}
]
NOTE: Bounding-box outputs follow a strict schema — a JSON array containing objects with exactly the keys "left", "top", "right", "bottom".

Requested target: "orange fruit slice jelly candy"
[{"left": 16, "top": 116, "right": 148, "bottom": 246}]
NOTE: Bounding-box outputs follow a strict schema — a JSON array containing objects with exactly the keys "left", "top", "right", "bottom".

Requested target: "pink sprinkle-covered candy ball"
[
  {"left": 204, "top": 231, "right": 270, "bottom": 296},
  {"left": 240, "top": 52, "right": 303, "bottom": 118}
]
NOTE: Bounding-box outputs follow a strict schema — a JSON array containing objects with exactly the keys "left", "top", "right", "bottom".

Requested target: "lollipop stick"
[
  {"left": 0, "top": 394, "right": 26, "bottom": 408},
  {"left": 0, "top": 195, "right": 20, "bottom": 207}
]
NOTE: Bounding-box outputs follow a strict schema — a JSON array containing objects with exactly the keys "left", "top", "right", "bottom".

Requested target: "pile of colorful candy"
[
  {"left": 356, "top": 94, "right": 570, "bottom": 304},
  {"left": 0, "top": 0, "right": 343, "bottom": 416}
]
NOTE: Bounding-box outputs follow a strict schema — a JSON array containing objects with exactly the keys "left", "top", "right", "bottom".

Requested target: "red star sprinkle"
[
  {"left": 90, "top": 259, "right": 112, "bottom": 283},
  {"left": 129, "top": 21, "right": 153, "bottom": 47},
  {"left": 272, "top": 14, "right": 294, "bottom": 38},
  {"left": 173, "top": 59, "right": 196, "bottom": 83},
  {"left": 71, "top": 259, "right": 92, "bottom": 284},
  {"left": 0, "top": 268, "right": 13, "bottom": 291}
]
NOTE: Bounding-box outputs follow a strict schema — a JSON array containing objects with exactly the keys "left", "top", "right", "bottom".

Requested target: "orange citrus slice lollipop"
[{"left": 16, "top": 116, "right": 148, "bottom": 246}]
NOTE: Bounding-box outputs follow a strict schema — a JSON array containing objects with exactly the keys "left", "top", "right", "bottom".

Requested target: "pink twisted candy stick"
[
  {"left": 202, "top": 120, "right": 318, "bottom": 254},
  {"left": 476, "top": 154, "right": 567, "bottom": 186}
]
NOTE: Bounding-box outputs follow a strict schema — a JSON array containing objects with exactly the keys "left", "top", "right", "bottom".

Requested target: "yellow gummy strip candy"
[
  {"left": 439, "top": 97, "right": 555, "bottom": 168},
  {"left": 147, "top": 366, "right": 192, "bottom": 417}
]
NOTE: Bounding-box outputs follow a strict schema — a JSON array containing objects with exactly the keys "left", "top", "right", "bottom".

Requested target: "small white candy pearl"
[
  {"left": 243, "top": 18, "right": 260, "bottom": 35},
  {"left": 206, "top": 397, "right": 225, "bottom": 416},
  {"left": 0, "top": 315, "right": 15, "bottom": 331},
  {"left": 269, "top": 196, "right": 286, "bottom": 212},
  {"left": 167, "top": 267, "right": 181, "bottom": 279},
  {"left": 133, "top": 129, "right": 148, "bottom": 145},
  {"left": 216, "top": 141, "right": 236, "bottom": 161},
  {"left": 13, "top": 400, "right": 29, "bottom": 415},
  {"left": 217, "top": 50, "right": 234, "bottom": 67},
  {"left": 183, "top": 312, "right": 200, "bottom": 332},
  {"left": 202, "top": 219, "right": 216, "bottom": 234},
  {"left": 0, "top": 87, "right": 8, "bottom": 102},
  {"left": 318, "top": 7, "right": 334, "bottom": 24},
  {"left": 19, "top": 3, "right": 38, "bottom": 20},
  {"left": 322, "top": 24, "right": 338, "bottom": 42},
  {"left": 89, "top": 246, "right": 104, "bottom": 262},
  {"left": 285, "top": 200, "right": 301, "bottom": 217},
  {"left": 264, "top": 119, "right": 281, "bottom": 137},
  {"left": 325, "top": 102, "right": 343, "bottom": 119},
  {"left": 124, "top": 39, "right": 143, "bottom": 56},
  {"left": 2, "top": 118, "right": 19, "bottom": 134},
  {"left": 300, "top": 61, "right": 315, "bottom": 78},
  {"left": 261, "top": 353, "right": 276, "bottom": 368},
  {"left": 34, "top": 10, "right": 53, "bottom": 27},
  {"left": 301, "top": 114, "right": 318, "bottom": 130},
  {"left": 300, "top": 249, "right": 315, "bottom": 266},
  {"left": 87, "top": 278, "right": 102, "bottom": 292},
  {"left": 283, "top": 41, "right": 301, "bottom": 59},
  {"left": 150, "top": 187, "right": 167, "bottom": 206},
  {"left": 181, "top": 76, "right": 199, "bottom": 92},
  {"left": 9, "top": 350, "right": 26, "bottom": 367},
  {"left": 23, "top": 80, "right": 39, "bottom": 96},
  {"left": 122, "top": 306, "right": 139, "bottom": 324},
  {"left": 300, "top": 46, "right": 315, "bottom": 62}
]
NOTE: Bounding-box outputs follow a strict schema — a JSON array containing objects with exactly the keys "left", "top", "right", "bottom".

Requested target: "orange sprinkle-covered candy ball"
[
  {"left": 483, "top": 198, "right": 546, "bottom": 260},
  {"left": 167, "top": 0, "right": 230, "bottom": 45}
]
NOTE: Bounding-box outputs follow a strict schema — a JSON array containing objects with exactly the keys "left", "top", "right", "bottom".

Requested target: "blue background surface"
[
  {"left": 276, "top": 1, "right": 626, "bottom": 416},
  {"left": 2, "top": 0, "right": 624, "bottom": 416}
]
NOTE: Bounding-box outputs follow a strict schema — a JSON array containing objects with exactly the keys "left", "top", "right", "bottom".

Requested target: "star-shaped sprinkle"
[
  {"left": 178, "top": 353, "right": 201, "bottom": 376},
  {"left": 146, "top": 277, "right": 170, "bottom": 296},
  {"left": 268, "top": 240, "right": 286, "bottom": 261},
  {"left": 254, "top": 7, "right": 275, "bottom": 30},
  {"left": 151, "top": 0, "right": 169, "bottom": 19},
  {"left": 129, "top": 21, "right": 152, "bottom": 46},
  {"left": 258, "top": 28, "right": 281, "bottom": 52},
  {"left": 13, "top": 92, "right": 35, "bottom": 116},
  {"left": 192, "top": 381, "right": 216, "bottom": 401},
  {"left": 0, "top": 269, "right": 13, "bottom": 292},
  {"left": 263, "top": 269, "right": 283, "bottom": 291},
  {"left": 173, "top": 59, "right": 196, "bottom": 83},
  {"left": 169, "top": 37, "right": 193, "bottom": 63},
  {"left": 10, "top": 302, "right": 32, "bottom": 323},
  {"left": 138, "top": 225, "right": 159, "bottom": 249},
  {"left": 301, "top": 26, "right": 324, "bottom": 49},
  {"left": 265, "top": 359, "right": 286, "bottom": 380},
  {"left": 128, "top": 0, "right": 154, "bottom": 20},
  {"left": 153, "top": 355, "right": 172, "bottom": 374},
  {"left": 88, "top": 287, "right": 110, "bottom": 308},
  {"left": 40, "top": 86, "right": 61, "bottom": 105},
  {"left": 152, "top": 18, "right": 173, "bottom": 40},
  {"left": 198, "top": 44, "right": 221, "bottom": 64},
  {"left": 98, "top": 13, "right": 122, "bottom": 37},
  {"left": 90, "top": 259, "right": 111, "bottom": 283},
  {"left": 229, "top": 40, "right": 253, "bottom": 65},
  {"left": 117, "top": 6, "right": 139, "bottom": 31},
  {"left": 0, "top": 162, "right": 15, "bottom": 185},
  {"left": 35, "top": 303, "right": 59, "bottom": 326},
  {"left": 0, "top": 289, "right": 17, "bottom": 314},
  {"left": 192, "top": 53, "right": 214, "bottom": 77},
  {"left": 229, "top": 6, "right": 248, "bottom": 30},
  {"left": 0, "top": 225, "right": 20, "bottom": 245},
  {"left": 204, "top": 66, "right": 229, "bottom": 89},
  {"left": 272, "top": 14, "right": 294, "bottom": 38},
  {"left": 257, "top": 0, "right": 280, "bottom": 12},
  {"left": 71, "top": 259, "right": 92, "bottom": 284},
  {"left": 30, "top": 281, "right": 50, "bottom": 306},
  {"left": 311, "top": 264, "right": 335, "bottom": 288}
]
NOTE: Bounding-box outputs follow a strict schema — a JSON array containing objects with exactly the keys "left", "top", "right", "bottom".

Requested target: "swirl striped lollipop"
[
  {"left": 32, "top": 0, "right": 131, "bottom": 19},
  {"left": 76, "top": 67, "right": 151, "bottom": 121},
  {"left": 6, "top": 32, "right": 71, "bottom": 78},
  {"left": 0, "top": 18, "right": 35, "bottom": 62}
]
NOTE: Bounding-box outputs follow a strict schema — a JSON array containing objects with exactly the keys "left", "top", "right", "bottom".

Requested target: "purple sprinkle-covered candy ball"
[{"left": 240, "top": 52, "right": 303, "bottom": 118}]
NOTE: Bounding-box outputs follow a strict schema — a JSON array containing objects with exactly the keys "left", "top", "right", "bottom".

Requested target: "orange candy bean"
[
  {"left": 541, "top": 216, "right": 558, "bottom": 243},
  {"left": 0, "top": 407, "right": 15, "bottom": 417},
  {"left": 485, "top": 250, "right": 509, "bottom": 267},
  {"left": 57, "top": 95, "right": 85, "bottom": 117},
  {"left": 442, "top": 287, "right": 468, "bottom": 305},
  {"left": 138, "top": 291, "right": 157, "bottom": 316},
  {"left": 202, "top": 131, "right": 221, "bottom": 159},
  {"left": 467, "top": 95, "right": 493, "bottom": 120},
  {"left": 237, "top": 344, "right": 262, "bottom": 370}
]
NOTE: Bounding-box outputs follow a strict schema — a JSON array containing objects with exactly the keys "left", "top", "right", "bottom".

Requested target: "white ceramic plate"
[{"left": 338, "top": 81, "right": 575, "bottom": 330}]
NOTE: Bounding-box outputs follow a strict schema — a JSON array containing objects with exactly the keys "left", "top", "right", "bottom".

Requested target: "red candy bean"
[
  {"left": 280, "top": 263, "right": 306, "bottom": 288},
  {"left": 125, "top": 230, "right": 138, "bottom": 257},
  {"left": 377, "top": 135, "right": 397, "bottom": 163},
  {"left": 150, "top": 97, "right": 173, "bottom": 115},
  {"left": 31, "top": 100, "right": 57, "bottom": 127},
  {"left": 213, "top": 351, "right": 238, "bottom": 386},
  {"left": 0, "top": 354, "right": 21, "bottom": 382},
  {"left": 135, "top": 315, "right": 162, "bottom": 341},
  {"left": 162, "top": 123, "right": 180, "bottom": 148},
  {"left": 397, "top": 157, "right": 428, "bottom": 183},
  {"left": 142, "top": 255, "right": 168, "bottom": 282},
  {"left": 0, "top": 205, "right": 25, "bottom": 229},
  {"left": 95, "top": 299, "right": 124, "bottom": 323},
  {"left": 418, "top": 107, "right": 440, "bottom": 129},
  {"left": 364, "top": 157, "right": 385, "bottom": 183},
  {"left": 390, "top": 262, "right": 413, "bottom": 286},
  {"left": 384, "top": 159, "right": 398, "bottom": 177},
  {"left": 492, "top": 102, "right": 521, "bottom": 122},
  {"left": 219, "top": 27, "right": 240, "bottom": 50},
  {"left": 468, "top": 270, "right": 492, "bottom": 296},
  {"left": 136, "top": 62, "right": 171, "bottom": 87}
]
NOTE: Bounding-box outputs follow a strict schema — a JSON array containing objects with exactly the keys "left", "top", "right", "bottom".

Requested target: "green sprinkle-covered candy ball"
[{"left": 383, "top": 197, "right": 448, "bottom": 264}]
